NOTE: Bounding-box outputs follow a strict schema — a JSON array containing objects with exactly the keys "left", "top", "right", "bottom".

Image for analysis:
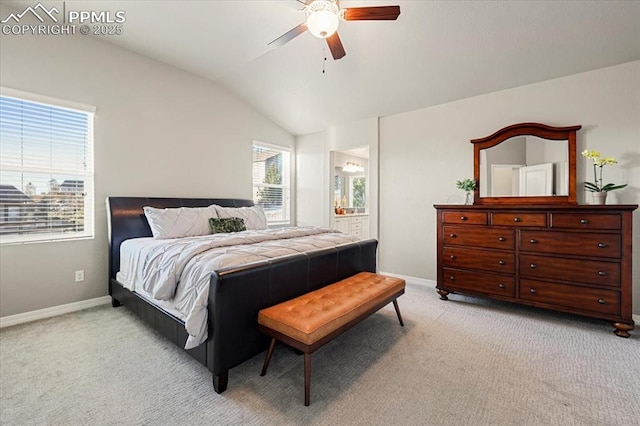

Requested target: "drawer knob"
[
  {"left": 498, "top": 260, "right": 506, "bottom": 265},
  {"left": 449, "top": 255, "right": 456, "bottom": 260},
  {"left": 514, "top": 217, "right": 521, "bottom": 222},
  {"left": 598, "top": 242, "right": 606, "bottom": 248},
  {"left": 449, "top": 276, "right": 455, "bottom": 281},
  {"left": 530, "top": 239, "right": 538, "bottom": 244},
  {"left": 530, "top": 263, "right": 537, "bottom": 269},
  {"left": 580, "top": 219, "right": 589, "bottom": 225},
  {"left": 498, "top": 283, "right": 505, "bottom": 289},
  {"left": 450, "top": 233, "right": 456, "bottom": 238},
  {"left": 598, "top": 298, "right": 606, "bottom": 305},
  {"left": 498, "top": 237, "right": 506, "bottom": 242},
  {"left": 598, "top": 271, "right": 606, "bottom": 277},
  {"left": 530, "top": 288, "right": 537, "bottom": 294},
  {"left": 460, "top": 216, "right": 467, "bottom": 221}
]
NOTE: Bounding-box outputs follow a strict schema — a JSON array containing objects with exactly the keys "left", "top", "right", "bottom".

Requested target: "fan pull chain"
[{"left": 323, "top": 45, "right": 327, "bottom": 74}]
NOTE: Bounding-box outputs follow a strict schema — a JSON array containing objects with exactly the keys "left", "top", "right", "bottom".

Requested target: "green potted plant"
[
  {"left": 581, "top": 150, "right": 627, "bottom": 204},
  {"left": 456, "top": 178, "right": 476, "bottom": 205}
]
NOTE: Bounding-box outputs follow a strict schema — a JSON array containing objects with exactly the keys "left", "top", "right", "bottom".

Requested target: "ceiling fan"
[{"left": 268, "top": 0, "right": 401, "bottom": 60}]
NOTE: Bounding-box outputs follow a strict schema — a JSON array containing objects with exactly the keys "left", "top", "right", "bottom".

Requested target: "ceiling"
[{"left": 4, "top": 1, "right": 640, "bottom": 135}]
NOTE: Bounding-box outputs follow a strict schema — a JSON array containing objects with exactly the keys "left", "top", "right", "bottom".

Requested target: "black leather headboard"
[{"left": 106, "top": 197, "right": 254, "bottom": 279}]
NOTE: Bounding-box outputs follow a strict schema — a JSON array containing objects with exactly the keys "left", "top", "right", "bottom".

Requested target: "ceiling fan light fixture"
[{"left": 306, "top": 0, "right": 340, "bottom": 39}]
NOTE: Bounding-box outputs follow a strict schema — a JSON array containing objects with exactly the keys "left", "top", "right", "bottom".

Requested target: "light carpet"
[{"left": 1, "top": 281, "right": 639, "bottom": 426}]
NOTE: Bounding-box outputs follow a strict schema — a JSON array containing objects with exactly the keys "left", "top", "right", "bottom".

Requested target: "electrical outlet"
[{"left": 75, "top": 270, "right": 85, "bottom": 282}]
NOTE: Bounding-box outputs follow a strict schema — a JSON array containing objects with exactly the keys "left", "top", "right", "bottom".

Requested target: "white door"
[{"left": 519, "top": 163, "right": 553, "bottom": 196}]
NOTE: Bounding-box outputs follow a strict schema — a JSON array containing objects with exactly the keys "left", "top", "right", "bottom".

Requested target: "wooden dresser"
[{"left": 435, "top": 204, "right": 637, "bottom": 337}]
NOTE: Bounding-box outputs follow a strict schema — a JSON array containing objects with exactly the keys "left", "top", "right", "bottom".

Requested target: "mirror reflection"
[
  {"left": 334, "top": 167, "right": 366, "bottom": 209},
  {"left": 332, "top": 150, "right": 368, "bottom": 214},
  {"left": 479, "top": 136, "right": 568, "bottom": 197}
]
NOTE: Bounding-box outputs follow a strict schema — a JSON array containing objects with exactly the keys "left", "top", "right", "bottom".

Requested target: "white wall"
[
  {"left": 379, "top": 61, "right": 640, "bottom": 313},
  {"left": 296, "top": 117, "right": 380, "bottom": 238},
  {"left": 296, "top": 131, "right": 328, "bottom": 227},
  {"left": 0, "top": 9, "right": 294, "bottom": 317}
]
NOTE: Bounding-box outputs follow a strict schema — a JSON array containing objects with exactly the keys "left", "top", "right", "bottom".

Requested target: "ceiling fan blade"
[
  {"left": 296, "top": 0, "right": 312, "bottom": 4},
  {"left": 326, "top": 32, "right": 346, "bottom": 60},
  {"left": 268, "top": 23, "right": 308, "bottom": 48},
  {"left": 343, "top": 5, "right": 401, "bottom": 21}
]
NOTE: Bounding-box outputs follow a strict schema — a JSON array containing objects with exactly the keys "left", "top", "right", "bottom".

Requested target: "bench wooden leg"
[
  {"left": 260, "top": 338, "right": 277, "bottom": 376},
  {"left": 393, "top": 299, "right": 404, "bottom": 327},
  {"left": 304, "top": 352, "right": 311, "bottom": 406}
]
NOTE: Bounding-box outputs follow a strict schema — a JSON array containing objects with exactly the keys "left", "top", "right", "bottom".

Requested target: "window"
[
  {"left": 252, "top": 142, "right": 291, "bottom": 226},
  {"left": 0, "top": 88, "right": 95, "bottom": 244}
]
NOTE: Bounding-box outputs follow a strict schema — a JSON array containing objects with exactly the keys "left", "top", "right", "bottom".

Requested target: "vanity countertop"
[{"left": 333, "top": 213, "right": 369, "bottom": 217}]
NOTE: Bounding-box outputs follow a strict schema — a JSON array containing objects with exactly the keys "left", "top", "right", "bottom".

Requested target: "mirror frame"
[{"left": 471, "top": 122, "right": 581, "bottom": 205}]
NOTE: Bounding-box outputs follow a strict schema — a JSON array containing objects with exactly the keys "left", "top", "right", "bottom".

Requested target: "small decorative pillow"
[
  {"left": 143, "top": 205, "right": 218, "bottom": 239},
  {"left": 213, "top": 205, "right": 268, "bottom": 230},
  {"left": 208, "top": 217, "right": 246, "bottom": 234}
]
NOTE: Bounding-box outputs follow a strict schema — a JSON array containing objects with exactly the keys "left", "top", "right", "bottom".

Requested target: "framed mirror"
[
  {"left": 330, "top": 148, "right": 369, "bottom": 215},
  {"left": 334, "top": 169, "right": 366, "bottom": 211},
  {"left": 472, "top": 123, "right": 581, "bottom": 205}
]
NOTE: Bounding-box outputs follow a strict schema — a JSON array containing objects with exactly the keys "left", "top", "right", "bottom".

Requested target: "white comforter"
[{"left": 117, "top": 227, "right": 360, "bottom": 349}]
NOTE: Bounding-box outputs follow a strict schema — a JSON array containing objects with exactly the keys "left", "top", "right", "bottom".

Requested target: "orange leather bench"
[{"left": 258, "top": 271, "right": 405, "bottom": 406}]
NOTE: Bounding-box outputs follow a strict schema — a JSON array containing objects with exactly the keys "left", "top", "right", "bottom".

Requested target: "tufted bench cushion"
[
  {"left": 258, "top": 272, "right": 405, "bottom": 345},
  {"left": 258, "top": 271, "right": 405, "bottom": 405}
]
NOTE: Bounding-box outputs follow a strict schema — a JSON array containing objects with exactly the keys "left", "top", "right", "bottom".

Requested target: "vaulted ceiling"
[{"left": 5, "top": 1, "right": 640, "bottom": 135}]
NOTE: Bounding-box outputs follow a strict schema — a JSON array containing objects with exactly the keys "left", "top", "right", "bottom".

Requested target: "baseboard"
[
  {"left": 0, "top": 296, "right": 111, "bottom": 329},
  {"left": 379, "top": 271, "right": 640, "bottom": 322},
  {"left": 379, "top": 271, "right": 436, "bottom": 288}
]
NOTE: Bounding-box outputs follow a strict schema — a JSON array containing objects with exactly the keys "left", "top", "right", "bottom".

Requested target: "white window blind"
[
  {"left": 0, "top": 90, "right": 95, "bottom": 244},
  {"left": 252, "top": 142, "right": 291, "bottom": 226}
]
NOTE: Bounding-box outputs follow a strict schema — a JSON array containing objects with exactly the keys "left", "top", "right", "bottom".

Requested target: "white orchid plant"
[{"left": 581, "top": 150, "right": 627, "bottom": 192}]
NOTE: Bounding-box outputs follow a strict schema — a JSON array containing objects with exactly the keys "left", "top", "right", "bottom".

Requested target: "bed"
[{"left": 106, "top": 197, "right": 378, "bottom": 393}]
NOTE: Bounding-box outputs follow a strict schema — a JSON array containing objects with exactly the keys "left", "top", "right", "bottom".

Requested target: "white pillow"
[
  {"left": 143, "top": 205, "right": 218, "bottom": 239},
  {"left": 213, "top": 205, "right": 268, "bottom": 230}
]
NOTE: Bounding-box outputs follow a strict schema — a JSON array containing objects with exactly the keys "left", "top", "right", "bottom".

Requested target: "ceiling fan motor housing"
[{"left": 305, "top": 0, "right": 340, "bottom": 38}]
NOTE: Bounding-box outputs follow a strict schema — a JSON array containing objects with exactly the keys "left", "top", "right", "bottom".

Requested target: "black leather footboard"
[{"left": 207, "top": 238, "right": 378, "bottom": 392}]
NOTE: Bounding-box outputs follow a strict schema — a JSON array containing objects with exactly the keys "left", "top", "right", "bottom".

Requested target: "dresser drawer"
[
  {"left": 519, "top": 255, "right": 620, "bottom": 287},
  {"left": 492, "top": 212, "right": 547, "bottom": 227},
  {"left": 444, "top": 247, "right": 514, "bottom": 274},
  {"left": 520, "top": 279, "right": 620, "bottom": 316},
  {"left": 551, "top": 213, "right": 621, "bottom": 230},
  {"left": 443, "top": 211, "right": 487, "bottom": 225},
  {"left": 442, "top": 268, "right": 515, "bottom": 297},
  {"left": 444, "top": 226, "right": 514, "bottom": 250},
  {"left": 520, "top": 230, "right": 621, "bottom": 258}
]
